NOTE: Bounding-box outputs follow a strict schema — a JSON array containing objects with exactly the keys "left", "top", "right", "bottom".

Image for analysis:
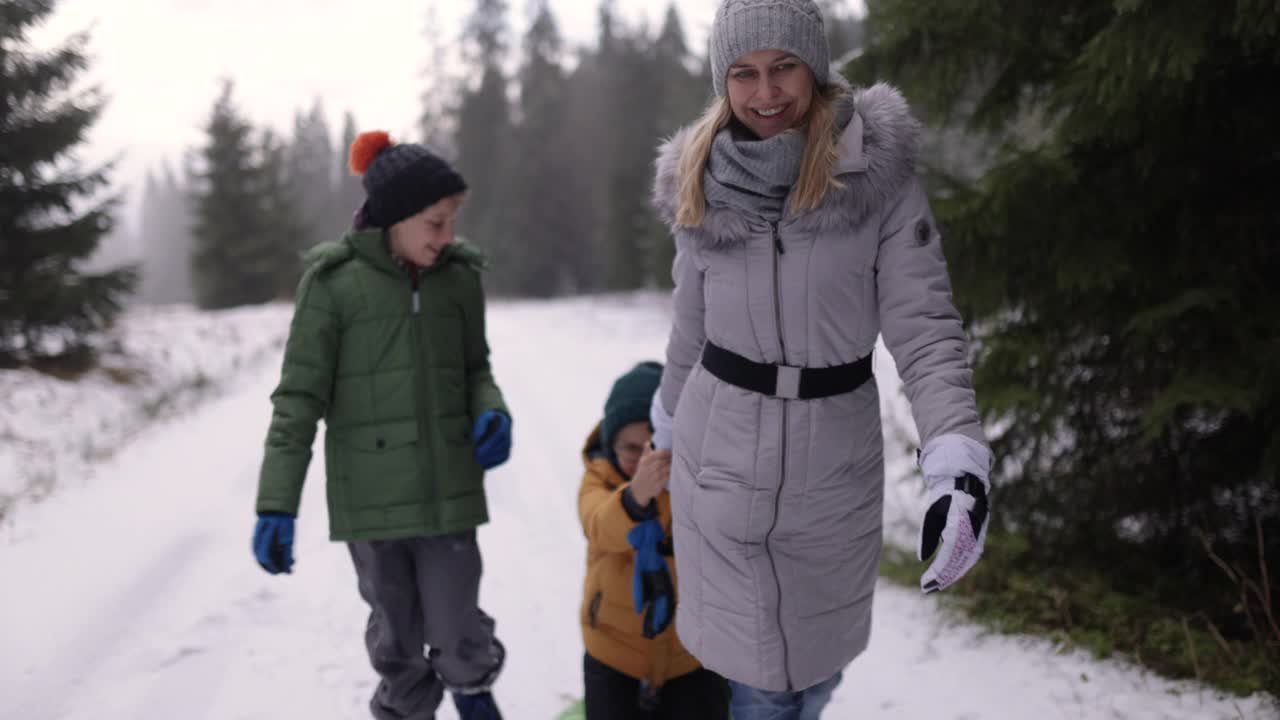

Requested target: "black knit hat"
[
  {"left": 348, "top": 131, "right": 467, "bottom": 229},
  {"left": 601, "top": 361, "right": 664, "bottom": 458}
]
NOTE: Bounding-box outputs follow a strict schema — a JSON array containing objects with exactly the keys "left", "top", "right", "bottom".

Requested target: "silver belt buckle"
[{"left": 775, "top": 365, "right": 801, "bottom": 400}]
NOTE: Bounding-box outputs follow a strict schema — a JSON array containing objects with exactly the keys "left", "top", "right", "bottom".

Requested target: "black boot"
[{"left": 452, "top": 691, "right": 502, "bottom": 720}]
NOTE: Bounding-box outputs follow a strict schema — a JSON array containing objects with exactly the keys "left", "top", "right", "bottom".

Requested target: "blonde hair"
[{"left": 675, "top": 83, "right": 849, "bottom": 227}]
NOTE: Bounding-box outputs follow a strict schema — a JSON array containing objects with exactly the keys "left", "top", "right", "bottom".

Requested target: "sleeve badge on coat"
[{"left": 915, "top": 219, "right": 933, "bottom": 247}]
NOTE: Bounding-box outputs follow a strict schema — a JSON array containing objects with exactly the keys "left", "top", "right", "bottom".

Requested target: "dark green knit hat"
[{"left": 601, "top": 361, "right": 663, "bottom": 453}]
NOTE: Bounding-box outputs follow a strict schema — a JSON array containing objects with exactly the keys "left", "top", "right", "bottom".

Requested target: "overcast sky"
[{"left": 26, "top": 0, "right": 860, "bottom": 235}]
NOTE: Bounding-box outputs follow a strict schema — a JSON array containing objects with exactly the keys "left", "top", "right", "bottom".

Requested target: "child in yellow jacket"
[{"left": 577, "top": 361, "right": 729, "bottom": 719}]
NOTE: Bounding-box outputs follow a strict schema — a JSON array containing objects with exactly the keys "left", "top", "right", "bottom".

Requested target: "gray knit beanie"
[{"left": 710, "top": 0, "right": 830, "bottom": 98}]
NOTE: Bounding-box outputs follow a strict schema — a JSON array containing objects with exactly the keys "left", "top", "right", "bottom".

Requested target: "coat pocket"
[
  {"left": 852, "top": 263, "right": 879, "bottom": 350},
  {"left": 342, "top": 420, "right": 419, "bottom": 451},
  {"left": 335, "top": 420, "right": 421, "bottom": 509},
  {"left": 793, "top": 526, "right": 882, "bottom": 618},
  {"left": 435, "top": 414, "right": 483, "bottom": 500},
  {"left": 436, "top": 413, "right": 472, "bottom": 448},
  {"left": 587, "top": 590, "right": 603, "bottom": 629}
]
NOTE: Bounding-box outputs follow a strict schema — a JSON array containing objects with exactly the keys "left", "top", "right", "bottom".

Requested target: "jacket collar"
[
  {"left": 834, "top": 112, "right": 869, "bottom": 175},
  {"left": 344, "top": 230, "right": 485, "bottom": 279},
  {"left": 345, "top": 229, "right": 402, "bottom": 277}
]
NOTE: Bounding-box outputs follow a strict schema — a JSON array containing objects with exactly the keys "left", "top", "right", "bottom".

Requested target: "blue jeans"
[{"left": 728, "top": 671, "right": 843, "bottom": 720}]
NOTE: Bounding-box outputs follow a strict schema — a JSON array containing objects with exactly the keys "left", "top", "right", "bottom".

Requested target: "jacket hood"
[
  {"left": 582, "top": 423, "right": 606, "bottom": 466},
  {"left": 304, "top": 231, "right": 489, "bottom": 277}
]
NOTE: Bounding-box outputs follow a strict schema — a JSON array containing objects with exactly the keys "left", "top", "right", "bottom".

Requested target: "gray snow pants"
[{"left": 348, "top": 530, "right": 504, "bottom": 720}]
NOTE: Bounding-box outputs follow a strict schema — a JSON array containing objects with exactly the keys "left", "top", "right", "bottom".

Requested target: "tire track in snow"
[{"left": 4, "top": 531, "right": 212, "bottom": 720}]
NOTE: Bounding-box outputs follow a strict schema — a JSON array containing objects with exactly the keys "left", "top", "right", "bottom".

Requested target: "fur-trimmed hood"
[{"left": 652, "top": 82, "right": 922, "bottom": 242}]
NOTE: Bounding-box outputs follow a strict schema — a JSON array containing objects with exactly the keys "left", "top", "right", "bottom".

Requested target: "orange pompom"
[{"left": 348, "top": 130, "right": 393, "bottom": 176}]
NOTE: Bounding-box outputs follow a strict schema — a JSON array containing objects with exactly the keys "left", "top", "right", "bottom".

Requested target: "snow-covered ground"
[
  {"left": 0, "top": 303, "right": 292, "bottom": 533},
  {"left": 0, "top": 295, "right": 1273, "bottom": 720}
]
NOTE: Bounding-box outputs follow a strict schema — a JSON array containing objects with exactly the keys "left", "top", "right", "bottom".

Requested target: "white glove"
[
  {"left": 917, "top": 434, "right": 993, "bottom": 594},
  {"left": 649, "top": 393, "right": 673, "bottom": 450}
]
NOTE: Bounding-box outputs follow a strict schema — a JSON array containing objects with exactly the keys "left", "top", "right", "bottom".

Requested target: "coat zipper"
[
  {"left": 765, "top": 221, "right": 793, "bottom": 690},
  {"left": 407, "top": 267, "right": 434, "bottom": 525}
]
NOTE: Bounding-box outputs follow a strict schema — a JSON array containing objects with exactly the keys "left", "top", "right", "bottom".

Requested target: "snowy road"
[{"left": 0, "top": 296, "right": 1271, "bottom": 719}]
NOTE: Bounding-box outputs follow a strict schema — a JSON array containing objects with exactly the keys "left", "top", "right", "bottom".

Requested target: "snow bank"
[{"left": 0, "top": 302, "right": 293, "bottom": 535}]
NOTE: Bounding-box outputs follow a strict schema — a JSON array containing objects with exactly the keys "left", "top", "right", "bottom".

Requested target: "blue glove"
[
  {"left": 471, "top": 410, "right": 511, "bottom": 470},
  {"left": 628, "top": 518, "right": 674, "bottom": 639},
  {"left": 253, "top": 512, "right": 295, "bottom": 575}
]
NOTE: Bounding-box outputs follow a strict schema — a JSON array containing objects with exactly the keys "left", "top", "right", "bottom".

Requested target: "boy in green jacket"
[{"left": 252, "top": 130, "right": 511, "bottom": 720}]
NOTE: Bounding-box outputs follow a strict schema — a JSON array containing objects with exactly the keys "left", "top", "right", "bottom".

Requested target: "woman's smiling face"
[{"left": 724, "top": 49, "right": 815, "bottom": 139}]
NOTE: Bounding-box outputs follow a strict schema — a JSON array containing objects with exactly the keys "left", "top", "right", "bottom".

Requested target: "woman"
[
  {"left": 647, "top": 1, "right": 994, "bottom": 717},
  {"left": 578, "top": 362, "right": 730, "bottom": 719}
]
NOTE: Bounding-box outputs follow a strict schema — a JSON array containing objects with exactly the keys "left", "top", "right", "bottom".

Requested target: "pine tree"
[
  {"left": 647, "top": 3, "right": 709, "bottom": 289},
  {"left": 454, "top": 0, "right": 513, "bottom": 278},
  {"left": 138, "top": 161, "right": 195, "bottom": 304},
  {"left": 851, "top": 0, "right": 1280, "bottom": 612},
  {"left": 597, "top": 17, "right": 664, "bottom": 291},
  {"left": 330, "top": 110, "right": 364, "bottom": 235},
  {"left": 189, "top": 80, "right": 278, "bottom": 309},
  {"left": 418, "top": 2, "right": 458, "bottom": 158},
  {"left": 595, "top": 0, "right": 618, "bottom": 57},
  {"left": 653, "top": 4, "right": 705, "bottom": 136},
  {"left": 503, "top": 1, "right": 586, "bottom": 296},
  {"left": 136, "top": 170, "right": 160, "bottom": 300},
  {"left": 259, "top": 129, "right": 308, "bottom": 297},
  {"left": 0, "top": 0, "right": 136, "bottom": 368},
  {"left": 547, "top": 1, "right": 703, "bottom": 294},
  {"left": 286, "top": 99, "right": 335, "bottom": 249},
  {"left": 557, "top": 3, "right": 619, "bottom": 294},
  {"left": 442, "top": 3, "right": 713, "bottom": 296},
  {"left": 817, "top": 0, "right": 863, "bottom": 63}
]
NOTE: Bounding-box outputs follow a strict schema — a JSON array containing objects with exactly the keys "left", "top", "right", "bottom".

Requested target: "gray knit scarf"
[{"left": 704, "top": 90, "right": 856, "bottom": 221}]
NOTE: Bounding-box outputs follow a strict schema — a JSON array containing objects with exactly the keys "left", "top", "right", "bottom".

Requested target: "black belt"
[{"left": 700, "top": 341, "right": 872, "bottom": 400}]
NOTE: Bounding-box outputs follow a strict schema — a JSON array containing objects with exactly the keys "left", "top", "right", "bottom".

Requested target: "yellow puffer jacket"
[{"left": 577, "top": 424, "right": 700, "bottom": 688}]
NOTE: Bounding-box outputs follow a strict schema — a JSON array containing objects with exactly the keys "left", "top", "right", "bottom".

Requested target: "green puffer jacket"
[{"left": 255, "top": 229, "right": 508, "bottom": 541}]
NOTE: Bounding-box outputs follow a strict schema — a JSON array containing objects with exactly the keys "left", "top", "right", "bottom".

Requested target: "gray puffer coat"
[{"left": 653, "top": 83, "right": 988, "bottom": 692}]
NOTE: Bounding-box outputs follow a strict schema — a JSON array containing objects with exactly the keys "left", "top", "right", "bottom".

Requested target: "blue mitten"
[
  {"left": 253, "top": 512, "right": 295, "bottom": 575},
  {"left": 628, "top": 518, "right": 674, "bottom": 639},
  {"left": 471, "top": 410, "right": 511, "bottom": 469}
]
